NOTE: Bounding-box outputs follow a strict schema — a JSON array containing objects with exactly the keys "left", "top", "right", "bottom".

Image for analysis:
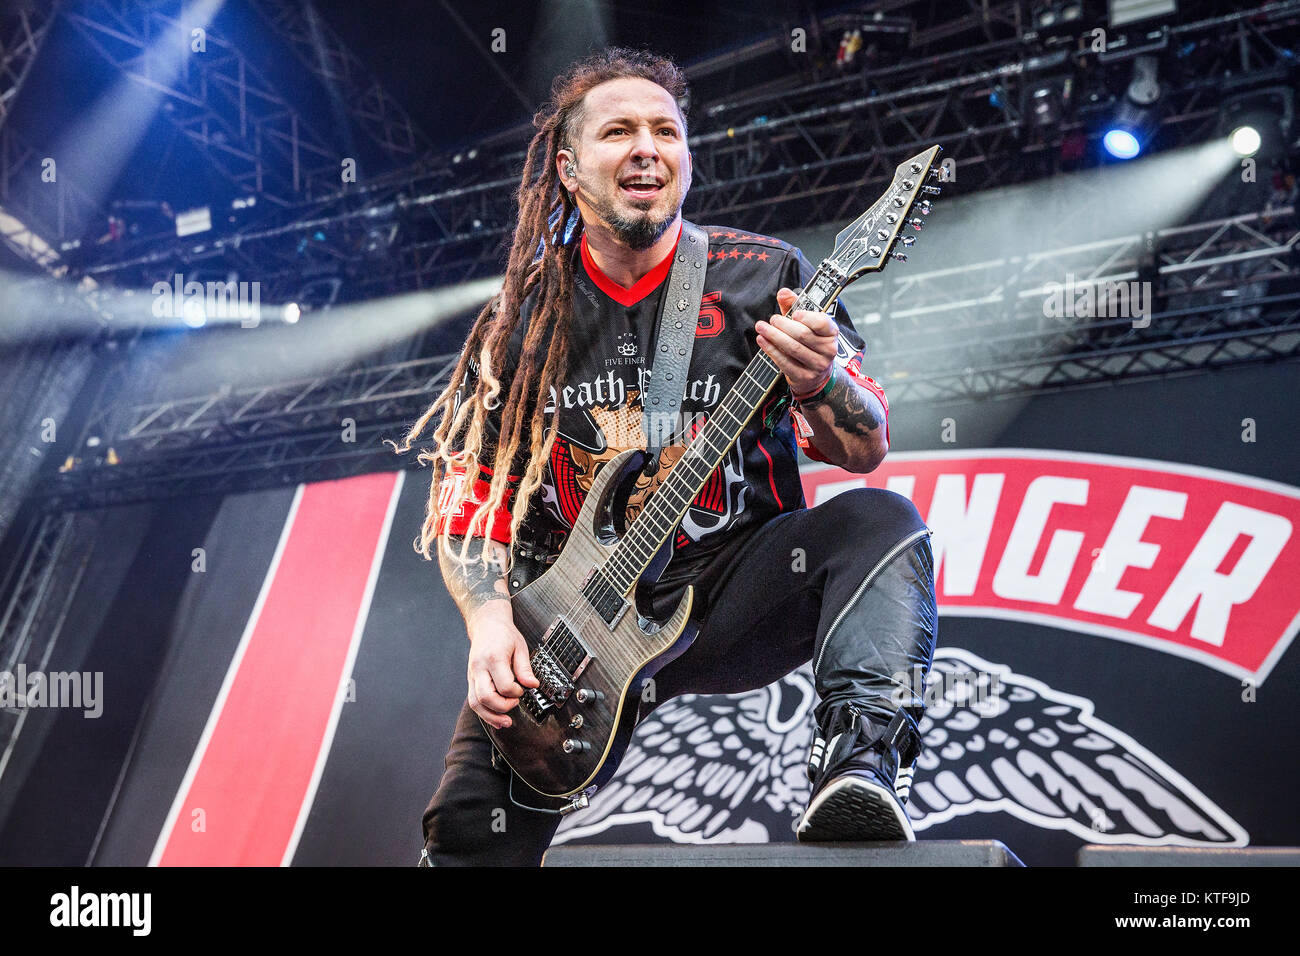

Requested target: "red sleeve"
[
  {"left": 432, "top": 462, "right": 519, "bottom": 544},
  {"left": 793, "top": 355, "right": 890, "bottom": 462}
]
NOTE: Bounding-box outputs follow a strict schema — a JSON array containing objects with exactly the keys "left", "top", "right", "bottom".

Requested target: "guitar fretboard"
[{"left": 596, "top": 282, "right": 835, "bottom": 598}]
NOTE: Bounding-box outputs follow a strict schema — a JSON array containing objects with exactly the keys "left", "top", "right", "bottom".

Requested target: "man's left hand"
[{"left": 755, "top": 287, "right": 838, "bottom": 396}]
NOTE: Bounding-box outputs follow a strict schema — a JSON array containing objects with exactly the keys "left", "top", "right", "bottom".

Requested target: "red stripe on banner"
[{"left": 154, "top": 471, "right": 400, "bottom": 866}]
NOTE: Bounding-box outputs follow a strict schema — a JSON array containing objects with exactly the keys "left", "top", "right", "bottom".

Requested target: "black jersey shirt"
[{"left": 434, "top": 221, "right": 888, "bottom": 614}]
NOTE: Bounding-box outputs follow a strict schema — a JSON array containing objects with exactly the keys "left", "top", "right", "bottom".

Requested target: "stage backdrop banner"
[{"left": 2, "top": 362, "right": 1295, "bottom": 867}]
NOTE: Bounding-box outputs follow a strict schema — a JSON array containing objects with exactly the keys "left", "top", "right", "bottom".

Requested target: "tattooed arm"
[
  {"left": 756, "top": 286, "right": 889, "bottom": 475},
  {"left": 792, "top": 372, "right": 889, "bottom": 474},
  {"left": 437, "top": 533, "right": 513, "bottom": 624},
  {"left": 437, "top": 534, "right": 538, "bottom": 729}
]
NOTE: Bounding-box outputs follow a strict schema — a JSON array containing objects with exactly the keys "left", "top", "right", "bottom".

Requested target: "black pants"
[{"left": 420, "top": 487, "right": 937, "bottom": 866}]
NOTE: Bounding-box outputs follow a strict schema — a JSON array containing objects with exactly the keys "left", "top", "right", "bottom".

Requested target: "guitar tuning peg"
[
  {"left": 927, "top": 167, "right": 942, "bottom": 180},
  {"left": 890, "top": 251, "right": 908, "bottom": 262},
  {"left": 922, "top": 185, "right": 941, "bottom": 195},
  {"left": 918, "top": 200, "right": 933, "bottom": 215},
  {"left": 898, "top": 235, "right": 915, "bottom": 247},
  {"left": 908, "top": 217, "right": 924, "bottom": 230}
]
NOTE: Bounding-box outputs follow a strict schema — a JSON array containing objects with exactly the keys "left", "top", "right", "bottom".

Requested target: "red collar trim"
[{"left": 579, "top": 221, "right": 682, "bottom": 307}]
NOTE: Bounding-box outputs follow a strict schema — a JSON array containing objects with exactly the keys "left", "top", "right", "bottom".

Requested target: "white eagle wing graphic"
[
  {"left": 554, "top": 670, "right": 816, "bottom": 844},
  {"left": 553, "top": 649, "right": 1249, "bottom": 848},
  {"left": 911, "top": 649, "right": 1249, "bottom": 846}
]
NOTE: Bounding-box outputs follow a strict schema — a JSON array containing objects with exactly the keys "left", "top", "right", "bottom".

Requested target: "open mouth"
[{"left": 619, "top": 176, "right": 664, "bottom": 199}]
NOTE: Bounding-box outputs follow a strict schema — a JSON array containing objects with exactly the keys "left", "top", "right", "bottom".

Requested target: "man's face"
[{"left": 561, "top": 77, "right": 691, "bottom": 250}]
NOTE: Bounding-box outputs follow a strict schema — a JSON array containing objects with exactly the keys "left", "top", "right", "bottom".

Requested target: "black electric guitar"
[{"left": 487, "top": 146, "right": 943, "bottom": 802}]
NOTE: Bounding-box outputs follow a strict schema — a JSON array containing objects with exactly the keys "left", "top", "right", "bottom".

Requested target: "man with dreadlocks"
[{"left": 402, "top": 48, "right": 937, "bottom": 866}]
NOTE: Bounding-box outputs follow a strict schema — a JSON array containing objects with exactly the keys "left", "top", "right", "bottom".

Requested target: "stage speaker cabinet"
[
  {"left": 542, "top": 840, "right": 1024, "bottom": 867},
  {"left": 1077, "top": 844, "right": 1300, "bottom": 867}
]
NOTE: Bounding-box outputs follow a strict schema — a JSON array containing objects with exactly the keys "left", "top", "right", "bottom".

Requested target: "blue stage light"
[{"left": 1103, "top": 127, "right": 1142, "bottom": 160}]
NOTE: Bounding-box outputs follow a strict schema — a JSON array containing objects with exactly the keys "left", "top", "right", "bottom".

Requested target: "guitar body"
[{"left": 484, "top": 447, "right": 699, "bottom": 799}]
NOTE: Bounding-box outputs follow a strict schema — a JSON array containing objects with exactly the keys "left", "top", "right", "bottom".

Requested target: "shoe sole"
[{"left": 797, "top": 775, "right": 916, "bottom": 843}]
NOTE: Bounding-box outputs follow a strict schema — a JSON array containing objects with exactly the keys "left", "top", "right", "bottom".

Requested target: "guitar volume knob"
[{"left": 575, "top": 688, "right": 604, "bottom": 704}]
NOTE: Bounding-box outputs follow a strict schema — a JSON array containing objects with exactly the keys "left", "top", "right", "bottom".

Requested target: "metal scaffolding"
[
  {"left": 68, "top": 0, "right": 1300, "bottom": 303},
  {"left": 0, "top": 0, "right": 105, "bottom": 269},
  {"left": 250, "top": 0, "right": 435, "bottom": 166},
  {"left": 4, "top": 0, "right": 1300, "bottom": 511},
  {"left": 62, "top": 0, "right": 342, "bottom": 206},
  {"left": 35, "top": 202, "right": 1300, "bottom": 509}
]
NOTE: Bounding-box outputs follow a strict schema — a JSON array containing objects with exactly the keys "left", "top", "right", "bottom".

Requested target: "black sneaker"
[{"left": 797, "top": 706, "right": 918, "bottom": 843}]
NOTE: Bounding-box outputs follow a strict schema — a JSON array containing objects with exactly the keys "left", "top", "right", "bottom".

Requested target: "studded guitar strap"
[{"left": 641, "top": 220, "right": 709, "bottom": 460}]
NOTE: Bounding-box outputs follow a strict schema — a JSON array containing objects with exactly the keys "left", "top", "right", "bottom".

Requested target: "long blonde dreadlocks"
[{"left": 392, "top": 48, "right": 689, "bottom": 575}]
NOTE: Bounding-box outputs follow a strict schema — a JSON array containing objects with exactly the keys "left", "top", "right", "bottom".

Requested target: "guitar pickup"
[{"left": 580, "top": 568, "right": 630, "bottom": 628}]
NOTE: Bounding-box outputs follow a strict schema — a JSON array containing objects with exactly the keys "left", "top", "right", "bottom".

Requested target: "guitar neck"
[{"left": 601, "top": 275, "right": 842, "bottom": 596}]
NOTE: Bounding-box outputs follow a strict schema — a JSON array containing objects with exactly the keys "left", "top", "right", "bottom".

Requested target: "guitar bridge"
[
  {"left": 520, "top": 630, "right": 593, "bottom": 722},
  {"left": 532, "top": 644, "right": 575, "bottom": 705}
]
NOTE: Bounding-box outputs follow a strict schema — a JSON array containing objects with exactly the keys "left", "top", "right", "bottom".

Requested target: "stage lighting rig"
[
  {"left": 1220, "top": 87, "right": 1294, "bottom": 161},
  {"left": 1103, "top": 54, "right": 1161, "bottom": 160},
  {"left": 175, "top": 206, "right": 212, "bottom": 238},
  {"left": 359, "top": 214, "right": 400, "bottom": 261},
  {"left": 1031, "top": 1, "right": 1085, "bottom": 37},
  {"left": 1108, "top": 0, "right": 1177, "bottom": 30}
]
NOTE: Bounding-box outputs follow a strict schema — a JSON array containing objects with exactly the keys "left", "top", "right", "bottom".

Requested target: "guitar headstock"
[{"left": 821, "top": 145, "right": 943, "bottom": 294}]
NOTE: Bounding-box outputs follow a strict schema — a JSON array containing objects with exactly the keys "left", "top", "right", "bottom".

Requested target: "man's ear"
[{"left": 556, "top": 148, "right": 576, "bottom": 184}]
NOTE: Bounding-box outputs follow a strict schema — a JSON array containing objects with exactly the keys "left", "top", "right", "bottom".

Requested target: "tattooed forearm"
[
  {"left": 824, "top": 372, "right": 884, "bottom": 438},
  {"left": 798, "top": 371, "right": 889, "bottom": 473},
  {"left": 438, "top": 534, "right": 512, "bottom": 622}
]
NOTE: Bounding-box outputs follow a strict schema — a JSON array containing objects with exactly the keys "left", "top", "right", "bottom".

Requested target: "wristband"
[{"left": 792, "top": 365, "right": 836, "bottom": 406}]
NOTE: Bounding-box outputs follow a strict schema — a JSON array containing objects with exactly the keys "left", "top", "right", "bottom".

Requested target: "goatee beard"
[
  {"left": 591, "top": 193, "right": 678, "bottom": 250},
  {"left": 608, "top": 209, "right": 676, "bottom": 250}
]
